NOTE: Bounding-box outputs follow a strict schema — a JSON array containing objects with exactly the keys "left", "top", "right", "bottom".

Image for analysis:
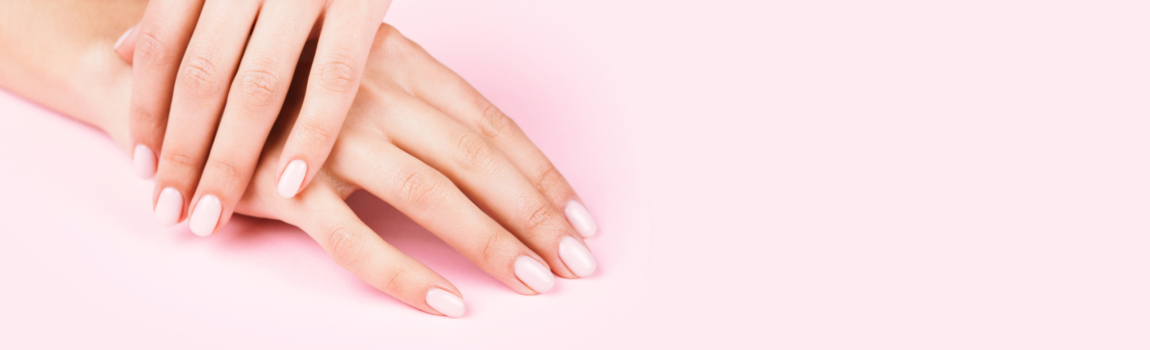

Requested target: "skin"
[
  {"left": 0, "top": 0, "right": 595, "bottom": 317},
  {"left": 123, "top": 0, "right": 393, "bottom": 236}
]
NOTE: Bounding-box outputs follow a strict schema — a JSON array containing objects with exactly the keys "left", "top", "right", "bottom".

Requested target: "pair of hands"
[
  {"left": 112, "top": 20, "right": 600, "bottom": 317},
  {"left": 115, "top": 0, "right": 390, "bottom": 236}
]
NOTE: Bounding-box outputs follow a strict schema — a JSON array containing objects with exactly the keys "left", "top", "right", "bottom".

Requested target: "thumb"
[{"left": 112, "top": 23, "right": 139, "bottom": 64}]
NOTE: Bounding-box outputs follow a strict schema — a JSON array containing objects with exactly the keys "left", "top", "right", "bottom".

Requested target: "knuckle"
[
  {"left": 366, "top": 24, "right": 420, "bottom": 75},
  {"left": 208, "top": 159, "right": 243, "bottom": 179},
  {"left": 374, "top": 24, "right": 404, "bottom": 49},
  {"left": 453, "top": 132, "right": 499, "bottom": 172},
  {"left": 384, "top": 265, "right": 409, "bottom": 292},
  {"left": 373, "top": 24, "right": 414, "bottom": 58},
  {"left": 394, "top": 168, "right": 443, "bottom": 212},
  {"left": 316, "top": 53, "right": 359, "bottom": 93},
  {"left": 533, "top": 163, "right": 564, "bottom": 193},
  {"left": 180, "top": 49, "right": 224, "bottom": 98},
  {"left": 480, "top": 231, "right": 506, "bottom": 265},
  {"left": 161, "top": 151, "right": 199, "bottom": 169},
  {"left": 477, "top": 102, "right": 516, "bottom": 140},
  {"left": 135, "top": 24, "right": 170, "bottom": 64},
  {"left": 129, "top": 103, "right": 159, "bottom": 125},
  {"left": 294, "top": 120, "right": 335, "bottom": 146},
  {"left": 236, "top": 65, "right": 281, "bottom": 106},
  {"left": 324, "top": 222, "right": 365, "bottom": 269},
  {"left": 523, "top": 201, "right": 556, "bottom": 236}
]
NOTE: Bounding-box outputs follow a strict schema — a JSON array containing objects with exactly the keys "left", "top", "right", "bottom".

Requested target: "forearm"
[{"left": 0, "top": 0, "right": 144, "bottom": 150}]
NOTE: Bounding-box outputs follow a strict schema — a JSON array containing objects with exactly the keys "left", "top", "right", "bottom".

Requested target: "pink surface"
[{"left": 3, "top": 0, "right": 1150, "bottom": 348}]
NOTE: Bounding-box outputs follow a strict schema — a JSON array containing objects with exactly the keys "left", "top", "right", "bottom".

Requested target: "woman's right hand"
[
  {"left": 118, "top": 23, "right": 600, "bottom": 317},
  {"left": 115, "top": 0, "right": 394, "bottom": 238}
]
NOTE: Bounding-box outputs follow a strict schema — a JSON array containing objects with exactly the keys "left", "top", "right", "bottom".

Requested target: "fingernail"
[
  {"left": 514, "top": 256, "right": 555, "bottom": 293},
  {"left": 133, "top": 144, "right": 156, "bottom": 179},
  {"left": 425, "top": 288, "right": 465, "bottom": 318},
  {"left": 155, "top": 187, "right": 183, "bottom": 226},
  {"left": 113, "top": 24, "right": 137, "bottom": 50},
  {"left": 189, "top": 195, "right": 221, "bottom": 237},
  {"left": 559, "top": 236, "right": 597, "bottom": 277},
  {"left": 565, "top": 200, "right": 598, "bottom": 237},
  {"left": 277, "top": 159, "right": 307, "bottom": 199}
]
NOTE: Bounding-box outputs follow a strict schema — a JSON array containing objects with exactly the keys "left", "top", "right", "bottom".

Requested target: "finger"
[
  {"left": 184, "top": 0, "right": 321, "bottom": 236},
  {"left": 151, "top": 0, "right": 259, "bottom": 229},
  {"left": 409, "top": 58, "right": 598, "bottom": 238},
  {"left": 130, "top": 0, "right": 205, "bottom": 180},
  {"left": 331, "top": 135, "right": 557, "bottom": 294},
  {"left": 112, "top": 23, "right": 139, "bottom": 64},
  {"left": 273, "top": 0, "right": 388, "bottom": 199},
  {"left": 379, "top": 93, "right": 597, "bottom": 279},
  {"left": 293, "top": 191, "right": 466, "bottom": 317}
]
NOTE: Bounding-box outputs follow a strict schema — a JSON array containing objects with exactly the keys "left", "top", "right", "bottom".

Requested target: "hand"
[
  {"left": 118, "top": 23, "right": 601, "bottom": 316},
  {"left": 116, "top": 0, "right": 392, "bottom": 236}
]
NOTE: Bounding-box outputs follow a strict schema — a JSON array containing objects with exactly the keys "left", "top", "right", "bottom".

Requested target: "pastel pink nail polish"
[
  {"left": 277, "top": 159, "right": 307, "bottom": 199},
  {"left": 113, "top": 24, "right": 136, "bottom": 51},
  {"left": 154, "top": 187, "right": 183, "bottom": 226},
  {"left": 565, "top": 200, "right": 597, "bottom": 237},
  {"left": 559, "top": 236, "right": 597, "bottom": 277},
  {"left": 133, "top": 144, "right": 156, "bottom": 179},
  {"left": 425, "top": 288, "right": 465, "bottom": 318},
  {"left": 189, "top": 195, "right": 221, "bottom": 237},
  {"left": 514, "top": 256, "right": 555, "bottom": 293}
]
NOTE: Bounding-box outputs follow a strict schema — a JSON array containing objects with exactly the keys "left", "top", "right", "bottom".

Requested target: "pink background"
[{"left": 2, "top": 0, "right": 1149, "bottom": 348}]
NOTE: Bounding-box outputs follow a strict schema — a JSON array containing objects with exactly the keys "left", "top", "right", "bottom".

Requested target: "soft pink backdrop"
[{"left": 2, "top": 0, "right": 1149, "bottom": 348}]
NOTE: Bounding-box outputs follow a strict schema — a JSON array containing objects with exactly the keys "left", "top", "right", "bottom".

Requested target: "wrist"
[
  {"left": 0, "top": 0, "right": 141, "bottom": 152},
  {"left": 76, "top": 47, "right": 134, "bottom": 151}
]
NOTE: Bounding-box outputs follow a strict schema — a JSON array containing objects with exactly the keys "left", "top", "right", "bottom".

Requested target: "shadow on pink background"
[{"left": 4, "top": 0, "right": 1150, "bottom": 348}]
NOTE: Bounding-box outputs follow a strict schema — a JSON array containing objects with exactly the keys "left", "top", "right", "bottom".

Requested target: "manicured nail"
[
  {"left": 277, "top": 159, "right": 307, "bottom": 199},
  {"left": 514, "top": 256, "right": 554, "bottom": 293},
  {"left": 113, "top": 24, "right": 137, "bottom": 50},
  {"left": 155, "top": 187, "right": 183, "bottom": 226},
  {"left": 425, "top": 288, "right": 465, "bottom": 318},
  {"left": 133, "top": 144, "right": 156, "bottom": 179},
  {"left": 565, "top": 200, "right": 597, "bottom": 237},
  {"left": 559, "top": 236, "right": 597, "bottom": 277},
  {"left": 189, "top": 195, "right": 221, "bottom": 237}
]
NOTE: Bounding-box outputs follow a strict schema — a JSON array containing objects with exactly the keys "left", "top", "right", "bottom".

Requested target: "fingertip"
[
  {"left": 189, "top": 195, "right": 222, "bottom": 236},
  {"left": 565, "top": 199, "right": 598, "bottom": 238},
  {"left": 133, "top": 144, "right": 157, "bottom": 179},
  {"left": 558, "top": 236, "right": 597, "bottom": 278},
  {"left": 155, "top": 187, "right": 184, "bottom": 227},
  {"left": 277, "top": 159, "right": 308, "bottom": 199},
  {"left": 114, "top": 23, "right": 139, "bottom": 64},
  {"left": 514, "top": 256, "right": 555, "bottom": 293},
  {"left": 426, "top": 288, "right": 466, "bottom": 318}
]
